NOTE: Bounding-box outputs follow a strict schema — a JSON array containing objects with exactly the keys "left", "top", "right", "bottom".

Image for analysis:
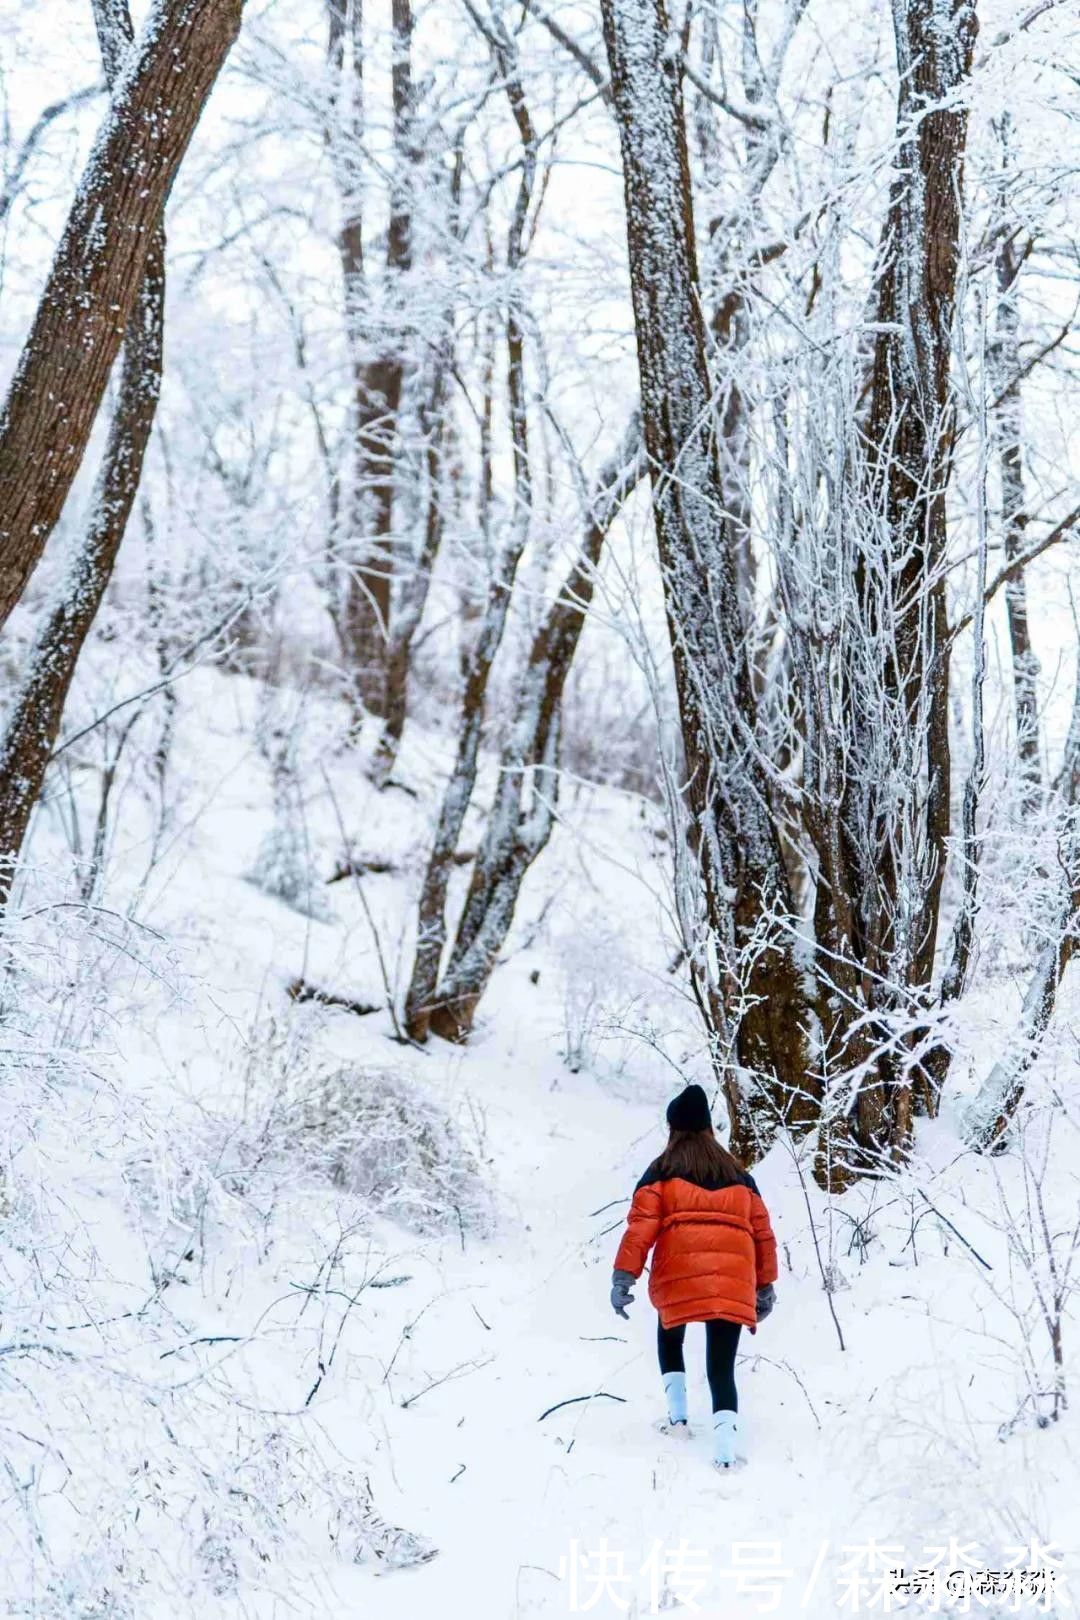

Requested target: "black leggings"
[{"left": 657, "top": 1317, "right": 741, "bottom": 1413}]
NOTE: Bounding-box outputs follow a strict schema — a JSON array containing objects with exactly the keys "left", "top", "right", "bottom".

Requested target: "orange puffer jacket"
[{"left": 613, "top": 1164, "right": 778, "bottom": 1331}]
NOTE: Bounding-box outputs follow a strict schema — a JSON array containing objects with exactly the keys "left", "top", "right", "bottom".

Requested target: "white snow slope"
[{"left": 1, "top": 668, "right": 1078, "bottom": 1618}]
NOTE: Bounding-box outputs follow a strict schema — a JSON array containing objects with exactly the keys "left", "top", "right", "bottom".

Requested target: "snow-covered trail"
[
  {"left": 305, "top": 1029, "right": 835, "bottom": 1620},
  {"left": 315, "top": 1008, "right": 1067, "bottom": 1620},
  {"left": 324, "top": 1027, "right": 1079, "bottom": 1617},
  {"left": 74, "top": 671, "right": 1077, "bottom": 1618}
]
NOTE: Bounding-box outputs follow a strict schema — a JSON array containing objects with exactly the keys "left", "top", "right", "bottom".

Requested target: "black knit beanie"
[{"left": 666, "top": 1084, "right": 712, "bottom": 1134}]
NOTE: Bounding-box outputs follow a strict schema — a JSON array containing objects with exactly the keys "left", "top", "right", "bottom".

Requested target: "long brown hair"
[{"left": 654, "top": 1127, "right": 746, "bottom": 1187}]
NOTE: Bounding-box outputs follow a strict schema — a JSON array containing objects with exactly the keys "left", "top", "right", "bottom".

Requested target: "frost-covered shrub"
[
  {"left": 330, "top": 1474, "right": 438, "bottom": 1572},
  {"left": 248, "top": 820, "right": 332, "bottom": 919},
  {"left": 246, "top": 677, "right": 332, "bottom": 920},
  {"left": 294, "top": 1064, "right": 492, "bottom": 1235},
  {"left": 553, "top": 909, "right": 636, "bottom": 1075},
  {"left": 28, "top": 1565, "right": 138, "bottom": 1620},
  {"left": 123, "top": 1010, "right": 491, "bottom": 1258},
  {"left": 557, "top": 916, "right": 645, "bottom": 1078},
  {"left": 0, "top": 906, "right": 444, "bottom": 1616}
]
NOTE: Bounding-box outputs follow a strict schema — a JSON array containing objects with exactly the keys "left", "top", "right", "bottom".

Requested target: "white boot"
[
  {"left": 712, "top": 1410, "right": 738, "bottom": 1469},
  {"left": 662, "top": 1371, "right": 687, "bottom": 1427}
]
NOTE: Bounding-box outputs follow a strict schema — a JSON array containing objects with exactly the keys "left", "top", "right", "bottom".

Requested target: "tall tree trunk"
[
  {"left": 425, "top": 418, "right": 644, "bottom": 1041},
  {"left": 0, "top": 0, "right": 217, "bottom": 905},
  {"left": 818, "top": 0, "right": 977, "bottom": 1178},
  {"left": 992, "top": 120, "right": 1041, "bottom": 810},
  {"left": 402, "top": 309, "right": 533, "bottom": 1041},
  {"left": 921, "top": 122, "right": 1031, "bottom": 1112},
  {"left": 701, "top": 0, "right": 786, "bottom": 623},
  {"left": 599, "top": 0, "right": 814, "bottom": 1161},
  {"left": 330, "top": 0, "right": 415, "bottom": 718},
  {"left": 921, "top": 381, "right": 992, "bottom": 1107},
  {"left": 372, "top": 357, "right": 451, "bottom": 779},
  {"left": 404, "top": 1, "right": 537, "bottom": 1041},
  {"left": 373, "top": 134, "right": 465, "bottom": 780},
  {"left": 0, "top": 0, "right": 242, "bottom": 632}
]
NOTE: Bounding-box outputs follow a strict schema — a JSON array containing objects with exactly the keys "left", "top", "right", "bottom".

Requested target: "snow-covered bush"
[
  {"left": 984, "top": 1104, "right": 1080, "bottom": 1432},
  {"left": 561, "top": 956, "right": 607, "bottom": 1076},
  {"left": 295, "top": 1063, "right": 492, "bottom": 1234},
  {"left": 329, "top": 1474, "right": 438, "bottom": 1572},
  {"left": 0, "top": 897, "right": 450, "bottom": 1614},
  {"left": 123, "top": 1009, "right": 492, "bottom": 1267},
  {"left": 246, "top": 675, "right": 333, "bottom": 920}
]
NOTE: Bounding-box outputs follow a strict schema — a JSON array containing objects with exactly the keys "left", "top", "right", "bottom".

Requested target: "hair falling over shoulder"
[{"left": 654, "top": 1127, "right": 746, "bottom": 1187}]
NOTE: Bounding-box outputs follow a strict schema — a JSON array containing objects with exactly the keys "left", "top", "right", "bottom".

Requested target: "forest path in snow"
[
  {"left": 135, "top": 676, "right": 1077, "bottom": 1617},
  {"left": 324, "top": 1035, "right": 888, "bottom": 1620},
  {"left": 319, "top": 1012, "right": 1077, "bottom": 1618}
]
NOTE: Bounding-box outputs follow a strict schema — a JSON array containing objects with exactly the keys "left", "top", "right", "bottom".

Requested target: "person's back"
[{"left": 610, "top": 1084, "right": 778, "bottom": 1469}]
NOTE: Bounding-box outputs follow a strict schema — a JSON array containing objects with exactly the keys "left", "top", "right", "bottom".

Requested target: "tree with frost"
[
  {"left": 599, "top": 0, "right": 816, "bottom": 1155},
  {"left": 0, "top": 0, "right": 168, "bottom": 904},
  {"left": 0, "top": 0, "right": 244, "bottom": 630}
]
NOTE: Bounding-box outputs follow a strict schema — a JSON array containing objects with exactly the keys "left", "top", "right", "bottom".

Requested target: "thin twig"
[
  {"left": 537, "top": 1391, "right": 626, "bottom": 1422},
  {"left": 949, "top": 505, "right": 1079, "bottom": 644},
  {"left": 319, "top": 763, "right": 408, "bottom": 1044},
  {"left": 159, "top": 1335, "right": 244, "bottom": 1361},
  {"left": 742, "top": 1353, "right": 822, "bottom": 1429},
  {"left": 916, "top": 1189, "right": 994, "bottom": 1271},
  {"left": 400, "top": 1355, "right": 495, "bottom": 1409},
  {"left": 787, "top": 1131, "right": 847, "bottom": 1352}
]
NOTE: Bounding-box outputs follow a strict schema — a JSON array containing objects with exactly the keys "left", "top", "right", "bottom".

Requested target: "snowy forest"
[{"left": 0, "top": 0, "right": 1077, "bottom": 1612}]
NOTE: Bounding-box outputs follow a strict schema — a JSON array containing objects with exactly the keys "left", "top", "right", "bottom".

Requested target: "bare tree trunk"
[
  {"left": 600, "top": 0, "right": 814, "bottom": 1161},
  {"left": 968, "top": 891, "right": 1078, "bottom": 1151},
  {"left": 0, "top": 0, "right": 242, "bottom": 632},
  {"left": 818, "top": 0, "right": 977, "bottom": 1176},
  {"left": 0, "top": 0, "right": 195, "bottom": 905},
  {"left": 425, "top": 418, "right": 644, "bottom": 1041},
  {"left": 402, "top": 311, "right": 533, "bottom": 1041},
  {"left": 404, "top": 2, "right": 537, "bottom": 1041},
  {"left": 992, "top": 120, "right": 1042, "bottom": 810},
  {"left": 373, "top": 136, "right": 466, "bottom": 779},
  {"left": 922, "top": 130, "right": 1033, "bottom": 1110},
  {"left": 325, "top": 0, "right": 368, "bottom": 705},
  {"left": 922, "top": 360, "right": 992, "bottom": 1106},
  {"left": 373, "top": 358, "right": 451, "bottom": 778},
  {"left": 700, "top": 0, "right": 787, "bottom": 622},
  {"left": 329, "top": 0, "right": 415, "bottom": 718}
]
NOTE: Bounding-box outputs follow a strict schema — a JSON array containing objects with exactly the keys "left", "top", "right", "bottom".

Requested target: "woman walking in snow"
[{"left": 610, "top": 1084, "right": 778, "bottom": 1470}]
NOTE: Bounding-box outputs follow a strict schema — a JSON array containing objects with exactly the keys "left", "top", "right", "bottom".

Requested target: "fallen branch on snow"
[
  {"left": 537, "top": 1391, "right": 626, "bottom": 1421},
  {"left": 286, "top": 976, "right": 379, "bottom": 1017}
]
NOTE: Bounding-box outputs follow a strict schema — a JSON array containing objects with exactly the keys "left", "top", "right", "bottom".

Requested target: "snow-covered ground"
[{"left": 2, "top": 669, "right": 1077, "bottom": 1617}]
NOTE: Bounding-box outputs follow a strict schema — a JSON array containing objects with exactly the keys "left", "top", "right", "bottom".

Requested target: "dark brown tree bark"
[
  {"left": 425, "top": 419, "right": 645, "bottom": 1041},
  {"left": 814, "top": 0, "right": 977, "bottom": 1180},
  {"left": 0, "top": 0, "right": 242, "bottom": 632},
  {"left": 599, "top": 0, "right": 814, "bottom": 1161},
  {"left": 328, "top": 0, "right": 416, "bottom": 717},
  {"left": 920, "top": 120, "right": 1031, "bottom": 1113},
  {"left": 0, "top": 0, "right": 226, "bottom": 905}
]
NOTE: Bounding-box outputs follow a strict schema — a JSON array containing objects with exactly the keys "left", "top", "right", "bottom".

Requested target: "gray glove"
[
  {"left": 756, "top": 1283, "right": 776, "bottom": 1323},
  {"left": 611, "top": 1269, "right": 636, "bottom": 1319}
]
